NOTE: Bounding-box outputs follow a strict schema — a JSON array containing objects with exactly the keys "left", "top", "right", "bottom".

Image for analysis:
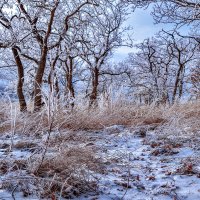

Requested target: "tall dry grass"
[{"left": 0, "top": 94, "right": 199, "bottom": 135}]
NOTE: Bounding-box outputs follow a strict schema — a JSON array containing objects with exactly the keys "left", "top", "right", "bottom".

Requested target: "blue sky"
[{"left": 114, "top": 5, "right": 188, "bottom": 61}]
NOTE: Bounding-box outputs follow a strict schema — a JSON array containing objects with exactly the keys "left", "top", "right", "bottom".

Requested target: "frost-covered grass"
[
  {"left": 1, "top": 98, "right": 199, "bottom": 134},
  {"left": 0, "top": 99, "right": 200, "bottom": 199}
]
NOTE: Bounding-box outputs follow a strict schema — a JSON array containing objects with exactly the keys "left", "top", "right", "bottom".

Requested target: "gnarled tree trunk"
[{"left": 12, "top": 46, "right": 27, "bottom": 112}]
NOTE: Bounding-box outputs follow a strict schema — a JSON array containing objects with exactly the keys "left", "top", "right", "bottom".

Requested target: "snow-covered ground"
[{"left": 0, "top": 125, "right": 200, "bottom": 200}]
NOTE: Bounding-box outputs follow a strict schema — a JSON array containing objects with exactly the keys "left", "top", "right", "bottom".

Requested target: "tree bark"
[
  {"left": 34, "top": 47, "right": 48, "bottom": 110},
  {"left": 55, "top": 77, "right": 59, "bottom": 97},
  {"left": 66, "top": 57, "right": 75, "bottom": 98},
  {"left": 33, "top": 4, "right": 57, "bottom": 111},
  {"left": 90, "top": 67, "right": 99, "bottom": 106},
  {"left": 48, "top": 54, "right": 59, "bottom": 94},
  {"left": 172, "top": 64, "right": 184, "bottom": 103},
  {"left": 12, "top": 47, "right": 27, "bottom": 112}
]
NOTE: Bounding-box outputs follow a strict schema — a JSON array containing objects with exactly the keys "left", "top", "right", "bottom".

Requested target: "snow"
[
  {"left": 77, "top": 127, "right": 200, "bottom": 200},
  {"left": 1, "top": 125, "right": 200, "bottom": 199}
]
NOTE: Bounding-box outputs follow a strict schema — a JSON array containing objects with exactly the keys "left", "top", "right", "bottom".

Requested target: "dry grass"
[
  {"left": 14, "top": 141, "right": 38, "bottom": 149},
  {"left": 155, "top": 101, "right": 200, "bottom": 136},
  {"left": 0, "top": 100, "right": 11, "bottom": 134},
  {"left": 30, "top": 147, "right": 103, "bottom": 198},
  {"left": 0, "top": 146, "right": 103, "bottom": 199},
  {"left": 0, "top": 98, "right": 199, "bottom": 135}
]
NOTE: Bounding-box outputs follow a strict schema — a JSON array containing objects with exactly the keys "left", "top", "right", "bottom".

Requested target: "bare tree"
[
  {"left": 14, "top": 0, "right": 99, "bottom": 110},
  {"left": 161, "top": 31, "right": 198, "bottom": 102},
  {"left": 0, "top": 2, "right": 27, "bottom": 111},
  {"left": 190, "top": 64, "right": 200, "bottom": 99},
  {"left": 80, "top": 1, "right": 129, "bottom": 105},
  {"left": 153, "top": 0, "right": 200, "bottom": 27},
  {"left": 124, "top": 31, "right": 198, "bottom": 104}
]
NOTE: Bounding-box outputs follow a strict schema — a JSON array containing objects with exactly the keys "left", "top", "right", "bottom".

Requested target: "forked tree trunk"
[
  {"left": 34, "top": 47, "right": 48, "bottom": 111},
  {"left": 90, "top": 67, "right": 99, "bottom": 106},
  {"left": 12, "top": 47, "right": 27, "bottom": 112},
  {"left": 33, "top": 2, "right": 57, "bottom": 111}
]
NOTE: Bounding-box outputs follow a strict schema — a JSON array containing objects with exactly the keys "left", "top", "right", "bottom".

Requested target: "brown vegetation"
[{"left": 0, "top": 99, "right": 199, "bottom": 134}]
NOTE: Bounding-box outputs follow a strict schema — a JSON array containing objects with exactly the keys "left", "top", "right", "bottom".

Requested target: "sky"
[{"left": 114, "top": 5, "right": 188, "bottom": 61}]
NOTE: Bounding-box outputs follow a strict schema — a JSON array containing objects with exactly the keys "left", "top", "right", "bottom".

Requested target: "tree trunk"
[
  {"left": 172, "top": 65, "right": 184, "bottom": 103},
  {"left": 12, "top": 47, "right": 27, "bottom": 112},
  {"left": 48, "top": 55, "right": 59, "bottom": 94},
  {"left": 178, "top": 68, "right": 185, "bottom": 99},
  {"left": 55, "top": 77, "right": 59, "bottom": 97},
  {"left": 34, "top": 47, "right": 48, "bottom": 111},
  {"left": 90, "top": 67, "right": 99, "bottom": 106},
  {"left": 66, "top": 57, "right": 75, "bottom": 98}
]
